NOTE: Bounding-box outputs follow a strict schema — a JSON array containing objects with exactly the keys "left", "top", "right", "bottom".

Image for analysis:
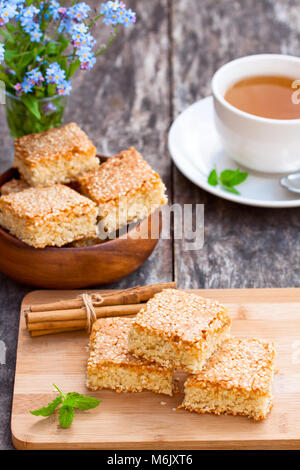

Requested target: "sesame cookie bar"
[
  {"left": 180, "top": 337, "right": 275, "bottom": 421},
  {"left": 128, "top": 289, "right": 231, "bottom": 373},
  {"left": 0, "top": 178, "right": 29, "bottom": 195},
  {"left": 87, "top": 317, "right": 174, "bottom": 395},
  {"left": 14, "top": 122, "right": 99, "bottom": 186},
  {"left": 0, "top": 184, "right": 98, "bottom": 248},
  {"left": 77, "top": 147, "right": 167, "bottom": 234}
]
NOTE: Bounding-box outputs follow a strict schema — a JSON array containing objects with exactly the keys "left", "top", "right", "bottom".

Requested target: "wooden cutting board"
[{"left": 11, "top": 288, "right": 300, "bottom": 450}]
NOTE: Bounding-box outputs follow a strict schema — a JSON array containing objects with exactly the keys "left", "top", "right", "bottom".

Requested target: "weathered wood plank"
[
  {"left": 0, "top": 0, "right": 172, "bottom": 448},
  {"left": 172, "top": 0, "right": 300, "bottom": 288}
]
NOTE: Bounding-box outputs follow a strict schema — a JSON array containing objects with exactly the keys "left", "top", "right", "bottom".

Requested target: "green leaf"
[
  {"left": 30, "top": 385, "right": 101, "bottom": 430},
  {"left": 4, "top": 50, "right": 19, "bottom": 62},
  {"left": 57, "top": 57, "right": 68, "bottom": 73},
  {"left": 230, "top": 168, "right": 248, "bottom": 186},
  {"left": 220, "top": 168, "right": 248, "bottom": 187},
  {"left": 208, "top": 166, "right": 248, "bottom": 195},
  {"left": 221, "top": 184, "right": 240, "bottom": 195},
  {"left": 0, "top": 73, "right": 11, "bottom": 85},
  {"left": 0, "top": 28, "right": 13, "bottom": 42},
  {"left": 65, "top": 393, "right": 101, "bottom": 410},
  {"left": 21, "top": 95, "right": 41, "bottom": 120},
  {"left": 46, "top": 42, "right": 58, "bottom": 56},
  {"left": 207, "top": 168, "right": 218, "bottom": 186},
  {"left": 30, "top": 396, "right": 63, "bottom": 417},
  {"left": 19, "top": 51, "right": 35, "bottom": 70},
  {"left": 35, "top": 45, "right": 46, "bottom": 58},
  {"left": 219, "top": 169, "right": 237, "bottom": 186},
  {"left": 59, "top": 406, "right": 75, "bottom": 429},
  {"left": 57, "top": 35, "right": 70, "bottom": 53},
  {"left": 3, "top": 40, "right": 16, "bottom": 51},
  {"left": 6, "top": 23, "right": 18, "bottom": 34},
  {"left": 47, "top": 83, "right": 57, "bottom": 97},
  {"left": 67, "top": 59, "right": 80, "bottom": 79},
  {"left": 65, "top": 392, "right": 82, "bottom": 399}
]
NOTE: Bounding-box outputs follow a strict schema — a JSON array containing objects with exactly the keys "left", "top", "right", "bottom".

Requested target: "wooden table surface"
[{"left": 1, "top": 0, "right": 300, "bottom": 449}]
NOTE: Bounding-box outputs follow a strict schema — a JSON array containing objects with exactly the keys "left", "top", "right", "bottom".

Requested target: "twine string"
[
  {"left": 90, "top": 293, "right": 105, "bottom": 306},
  {"left": 80, "top": 293, "right": 104, "bottom": 332}
]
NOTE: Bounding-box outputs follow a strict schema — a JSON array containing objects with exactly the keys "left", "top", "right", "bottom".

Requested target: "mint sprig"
[
  {"left": 207, "top": 168, "right": 248, "bottom": 195},
  {"left": 30, "top": 384, "right": 101, "bottom": 429},
  {"left": 58, "top": 406, "right": 74, "bottom": 430}
]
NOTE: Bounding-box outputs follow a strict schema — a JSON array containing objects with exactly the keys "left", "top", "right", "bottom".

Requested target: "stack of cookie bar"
[
  {"left": 87, "top": 289, "right": 275, "bottom": 421},
  {"left": 0, "top": 123, "right": 167, "bottom": 248}
]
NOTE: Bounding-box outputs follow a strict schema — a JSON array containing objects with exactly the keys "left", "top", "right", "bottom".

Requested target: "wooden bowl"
[{"left": 0, "top": 167, "right": 161, "bottom": 289}]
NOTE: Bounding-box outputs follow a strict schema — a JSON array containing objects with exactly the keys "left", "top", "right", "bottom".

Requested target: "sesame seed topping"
[
  {"left": 0, "top": 184, "right": 97, "bottom": 224},
  {"left": 78, "top": 147, "right": 161, "bottom": 204},
  {"left": 88, "top": 317, "right": 172, "bottom": 371},
  {"left": 14, "top": 122, "right": 96, "bottom": 165},
  {"left": 133, "top": 289, "right": 230, "bottom": 344},
  {"left": 186, "top": 337, "right": 275, "bottom": 394}
]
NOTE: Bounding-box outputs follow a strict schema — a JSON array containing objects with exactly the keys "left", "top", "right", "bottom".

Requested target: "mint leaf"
[
  {"left": 221, "top": 184, "right": 240, "bottom": 195},
  {"left": 65, "top": 393, "right": 101, "bottom": 410},
  {"left": 208, "top": 167, "right": 248, "bottom": 195},
  {"left": 219, "top": 169, "right": 237, "bottom": 186},
  {"left": 220, "top": 168, "right": 247, "bottom": 187},
  {"left": 207, "top": 169, "right": 218, "bottom": 186},
  {"left": 230, "top": 169, "right": 248, "bottom": 186},
  {"left": 59, "top": 405, "right": 74, "bottom": 429},
  {"left": 30, "top": 385, "right": 101, "bottom": 429},
  {"left": 30, "top": 396, "right": 63, "bottom": 417}
]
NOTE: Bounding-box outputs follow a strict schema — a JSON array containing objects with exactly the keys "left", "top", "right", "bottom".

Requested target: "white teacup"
[{"left": 211, "top": 54, "right": 300, "bottom": 174}]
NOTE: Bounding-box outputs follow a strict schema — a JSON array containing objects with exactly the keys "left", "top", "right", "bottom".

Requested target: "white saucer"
[{"left": 168, "top": 96, "right": 300, "bottom": 208}]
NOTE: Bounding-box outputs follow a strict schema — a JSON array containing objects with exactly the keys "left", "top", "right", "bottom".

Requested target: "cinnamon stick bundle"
[
  {"left": 26, "top": 304, "right": 143, "bottom": 331},
  {"left": 25, "top": 282, "right": 176, "bottom": 337},
  {"left": 29, "top": 283, "right": 176, "bottom": 312}
]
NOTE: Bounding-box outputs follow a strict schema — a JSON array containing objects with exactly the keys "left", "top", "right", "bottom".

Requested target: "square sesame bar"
[
  {"left": 87, "top": 317, "right": 174, "bottom": 395},
  {"left": 128, "top": 289, "right": 231, "bottom": 373},
  {"left": 180, "top": 337, "right": 275, "bottom": 421},
  {"left": 0, "top": 178, "right": 29, "bottom": 195},
  {"left": 0, "top": 184, "right": 97, "bottom": 248},
  {"left": 77, "top": 147, "right": 167, "bottom": 234},
  {"left": 14, "top": 122, "right": 99, "bottom": 186}
]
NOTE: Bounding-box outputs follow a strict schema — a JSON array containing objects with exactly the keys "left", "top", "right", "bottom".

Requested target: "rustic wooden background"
[{"left": 1, "top": 0, "right": 300, "bottom": 449}]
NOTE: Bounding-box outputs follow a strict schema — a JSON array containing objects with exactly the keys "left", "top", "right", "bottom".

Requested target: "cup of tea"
[{"left": 211, "top": 54, "right": 300, "bottom": 173}]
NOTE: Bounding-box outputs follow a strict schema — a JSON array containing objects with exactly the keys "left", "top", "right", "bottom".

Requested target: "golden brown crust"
[
  {"left": 0, "top": 179, "right": 29, "bottom": 195},
  {"left": 131, "top": 289, "right": 231, "bottom": 347},
  {"left": 88, "top": 382, "right": 165, "bottom": 394},
  {"left": 77, "top": 147, "right": 163, "bottom": 204},
  {"left": 178, "top": 403, "right": 273, "bottom": 421},
  {"left": 14, "top": 122, "right": 96, "bottom": 166},
  {"left": 0, "top": 184, "right": 97, "bottom": 224},
  {"left": 185, "top": 337, "right": 275, "bottom": 395},
  {"left": 88, "top": 317, "right": 173, "bottom": 373}
]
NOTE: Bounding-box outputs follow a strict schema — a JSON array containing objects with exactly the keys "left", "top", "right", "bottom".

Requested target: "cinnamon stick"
[
  {"left": 28, "top": 282, "right": 176, "bottom": 313},
  {"left": 26, "top": 303, "right": 143, "bottom": 331},
  {"left": 25, "top": 282, "right": 177, "bottom": 337},
  {"left": 31, "top": 327, "right": 83, "bottom": 337}
]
